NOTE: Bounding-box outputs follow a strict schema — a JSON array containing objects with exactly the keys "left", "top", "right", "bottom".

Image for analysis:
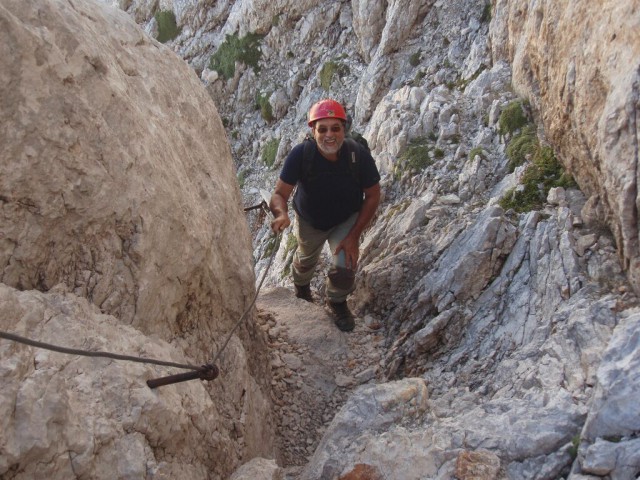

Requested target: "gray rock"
[
  {"left": 582, "top": 310, "right": 640, "bottom": 439},
  {"left": 300, "top": 378, "right": 429, "bottom": 480},
  {"left": 580, "top": 437, "right": 640, "bottom": 479},
  {"left": 230, "top": 457, "right": 283, "bottom": 480}
]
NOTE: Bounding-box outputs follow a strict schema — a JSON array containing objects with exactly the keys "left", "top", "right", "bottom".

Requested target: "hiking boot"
[
  {"left": 327, "top": 301, "right": 355, "bottom": 332},
  {"left": 294, "top": 284, "right": 314, "bottom": 303}
]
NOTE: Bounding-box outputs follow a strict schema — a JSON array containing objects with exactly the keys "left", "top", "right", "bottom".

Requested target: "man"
[{"left": 269, "top": 99, "right": 381, "bottom": 332}]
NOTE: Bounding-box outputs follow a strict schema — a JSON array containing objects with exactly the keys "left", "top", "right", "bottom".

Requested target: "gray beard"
[{"left": 317, "top": 140, "right": 343, "bottom": 158}]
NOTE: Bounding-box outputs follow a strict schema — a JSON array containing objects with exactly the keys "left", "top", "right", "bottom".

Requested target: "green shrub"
[
  {"left": 155, "top": 10, "right": 181, "bottom": 43},
  {"left": 319, "top": 60, "right": 349, "bottom": 91},
  {"left": 283, "top": 233, "right": 298, "bottom": 258},
  {"left": 499, "top": 101, "right": 529, "bottom": 135},
  {"left": 568, "top": 435, "right": 580, "bottom": 460},
  {"left": 209, "top": 32, "right": 264, "bottom": 80},
  {"left": 469, "top": 147, "right": 486, "bottom": 161},
  {"left": 262, "top": 235, "right": 278, "bottom": 259},
  {"left": 409, "top": 51, "right": 421, "bottom": 67},
  {"left": 480, "top": 3, "right": 492, "bottom": 23},
  {"left": 506, "top": 125, "right": 537, "bottom": 171},
  {"left": 395, "top": 137, "right": 432, "bottom": 179},
  {"left": 280, "top": 232, "right": 297, "bottom": 278},
  {"left": 262, "top": 138, "right": 280, "bottom": 168},
  {"left": 499, "top": 139, "right": 577, "bottom": 213},
  {"left": 256, "top": 92, "right": 274, "bottom": 122},
  {"left": 534, "top": 145, "right": 577, "bottom": 190},
  {"left": 434, "top": 148, "right": 445, "bottom": 159},
  {"left": 237, "top": 169, "right": 248, "bottom": 188}
]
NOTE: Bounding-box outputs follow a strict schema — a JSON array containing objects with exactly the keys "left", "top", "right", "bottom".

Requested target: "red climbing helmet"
[{"left": 307, "top": 99, "right": 347, "bottom": 126}]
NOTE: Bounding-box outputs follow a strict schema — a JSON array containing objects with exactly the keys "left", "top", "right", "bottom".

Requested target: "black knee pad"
[
  {"left": 293, "top": 259, "right": 316, "bottom": 273},
  {"left": 328, "top": 266, "right": 355, "bottom": 290}
]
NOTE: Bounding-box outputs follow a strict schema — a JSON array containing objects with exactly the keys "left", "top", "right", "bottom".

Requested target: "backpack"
[{"left": 300, "top": 133, "right": 370, "bottom": 187}]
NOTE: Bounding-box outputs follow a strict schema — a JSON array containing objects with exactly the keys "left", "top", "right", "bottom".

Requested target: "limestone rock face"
[
  {"left": 351, "top": 0, "right": 387, "bottom": 63},
  {"left": 490, "top": 0, "right": 640, "bottom": 293},
  {"left": 0, "top": 284, "right": 257, "bottom": 479},
  {"left": 0, "top": 0, "right": 251, "bottom": 348},
  {"left": 0, "top": 0, "right": 274, "bottom": 477}
]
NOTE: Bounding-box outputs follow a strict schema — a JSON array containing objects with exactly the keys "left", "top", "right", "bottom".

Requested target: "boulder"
[{"left": 0, "top": 0, "right": 274, "bottom": 477}]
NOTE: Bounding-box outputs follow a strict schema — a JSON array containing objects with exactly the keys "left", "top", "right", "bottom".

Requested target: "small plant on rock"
[
  {"left": 209, "top": 32, "right": 264, "bottom": 80},
  {"left": 394, "top": 137, "right": 432, "bottom": 179},
  {"left": 499, "top": 141, "right": 577, "bottom": 213},
  {"left": 256, "top": 91, "right": 274, "bottom": 123},
  {"left": 568, "top": 435, "right": 581, "bottom": 460},
  {"left": 409, "top": 50, "right": 422, "bottom": 67},
  {"left": 480, "top": 3, "right": 492, "bottom": 23},
  {"left": 506, "top": 125, "right": 537, "bottom": 171},
  {"left": 498, "top": 100, "right": 529, "bottom": 136},
  {"left": 319, "top": 60, "right": 350, "bottom": 91},
  {"left": 237, "top": 168, "right": 249, "bottom": 189},
  {"left": 262, "top": 138, "right": 280, "bottom": 168},
  {"left": 155, "top": 10, "right": 181, "bottom": 43},
  {"left": 468, "top": 147, "right": 487, "bottom": 161},
  {"left": 262, "top": 235, "right": 278, "bottom": 259},
  {"left": 280, "top": 232, "right": 298, "bottom": 278}
]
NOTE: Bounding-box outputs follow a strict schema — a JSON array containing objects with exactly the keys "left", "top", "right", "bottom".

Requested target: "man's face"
[{"left": 312, "top": 118, "right": 345, "bottom": 158}]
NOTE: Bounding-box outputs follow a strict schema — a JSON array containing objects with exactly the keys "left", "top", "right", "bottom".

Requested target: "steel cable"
[
  {"left": 0, "top": 330, "right": 201, "bottom": 370},
  {"left": 211, "top": 229, "right": 281, "bottom": 366}
]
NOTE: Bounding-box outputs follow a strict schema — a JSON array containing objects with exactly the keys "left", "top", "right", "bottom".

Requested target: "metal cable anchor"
[{"left": 147, "top": 364, "right": 219, "bottom": 389}]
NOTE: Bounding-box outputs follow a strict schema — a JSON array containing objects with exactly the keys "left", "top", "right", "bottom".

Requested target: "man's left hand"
[{"left": 335, "top": 234, "right": 359, "bottom": 270}]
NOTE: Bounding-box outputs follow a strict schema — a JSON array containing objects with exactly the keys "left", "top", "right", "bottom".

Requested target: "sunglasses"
[{"left": 315, "top": 125, "right": 343, "bottom": 134}]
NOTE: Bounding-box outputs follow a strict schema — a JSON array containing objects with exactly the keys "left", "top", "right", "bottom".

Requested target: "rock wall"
[
  {"left": 491, "top": 0, "right": 640, "bottom": 293},
  {"left": 0, "top": 0, "right": 274, "bottom": 477}
]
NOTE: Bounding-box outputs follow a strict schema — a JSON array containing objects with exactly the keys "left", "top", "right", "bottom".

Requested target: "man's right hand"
[
  {"left": 269, "top": 179, "right": 295, "bottom": 233},
  {"left": 271, "top": 214, "right": 290, "bottom": 233}
]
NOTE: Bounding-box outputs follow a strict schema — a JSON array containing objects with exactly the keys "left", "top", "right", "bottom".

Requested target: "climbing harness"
[{"left": 0, "top": 190, "right": 281, "bottom": 390}]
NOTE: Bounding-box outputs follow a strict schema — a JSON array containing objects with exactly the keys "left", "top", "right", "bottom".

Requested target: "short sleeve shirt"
[{"left": 279, "top": 141, "right": 381, "bottom": 231}]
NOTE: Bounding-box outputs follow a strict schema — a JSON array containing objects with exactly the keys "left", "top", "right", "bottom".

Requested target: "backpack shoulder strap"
[
  {"left": 300, "top": 137, "right": 316, "bottom": 183},
  {"left": 343, "top": 137, "right": 361, "bottom": 187}
]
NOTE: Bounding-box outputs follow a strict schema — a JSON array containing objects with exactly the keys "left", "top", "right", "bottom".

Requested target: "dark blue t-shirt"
[{"left": 280, "top": 141, "right": 381, "bottom": 231}]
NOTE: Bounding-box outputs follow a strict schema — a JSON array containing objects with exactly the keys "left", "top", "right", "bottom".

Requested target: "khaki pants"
[{"left": 292, "top": 212, "right": 358, "bottom": 303}]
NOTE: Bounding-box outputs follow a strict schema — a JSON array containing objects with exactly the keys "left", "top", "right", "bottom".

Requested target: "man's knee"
[
  {"left": 328, "top": 266, "right": 355, "bottom": 290},
  {"left": 293, "top": 259, "right": 315, "bottom": 273}
]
